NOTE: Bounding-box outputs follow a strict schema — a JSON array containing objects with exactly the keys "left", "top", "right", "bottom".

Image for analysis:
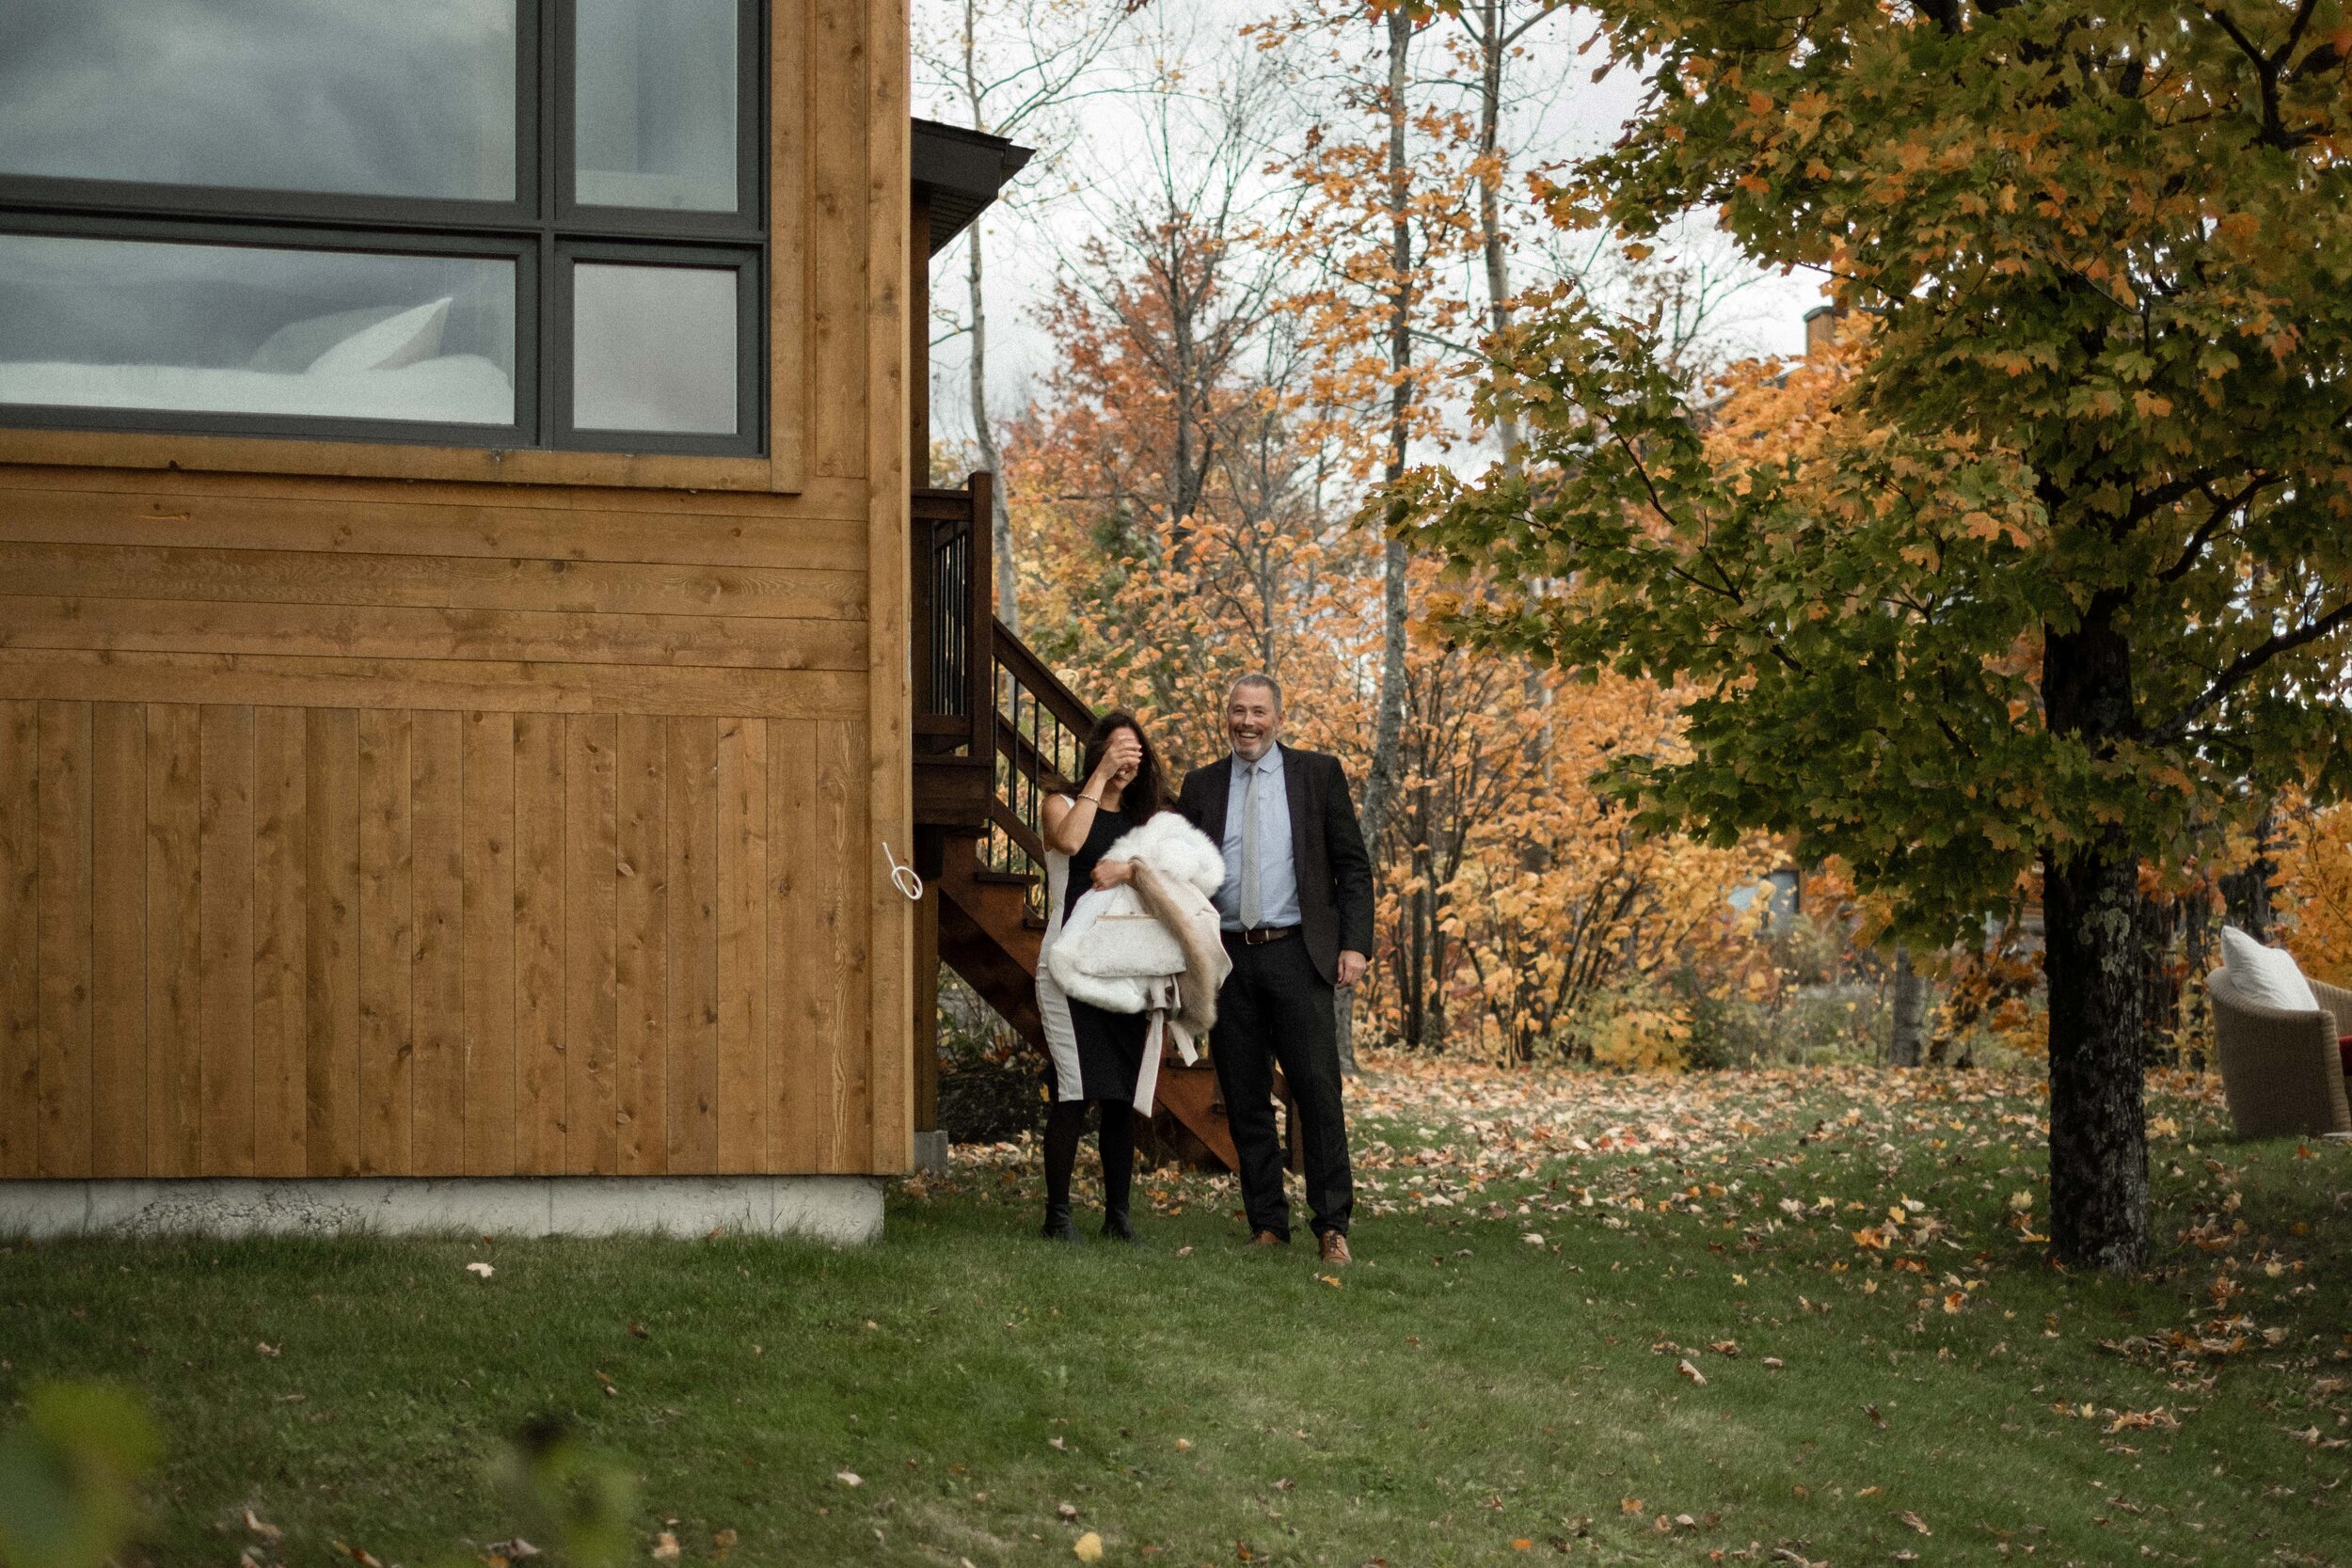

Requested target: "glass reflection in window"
[
  {"left": 0, "top": 0, "right": 516, "bottom": 201},
  {"left": 575, "top": 0, "right": 739, "bottom": 212},
  {"left": 571, "top": 262, "right": 737, "bottom": 434},
  {"left": 0, "top": 235, "right": 517, "bottom": 426}
]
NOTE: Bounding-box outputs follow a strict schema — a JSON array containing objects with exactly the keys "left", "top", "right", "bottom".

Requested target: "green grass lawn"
[{"left": 4, "top": 1060, "right": 2348, "bottom": 1567}]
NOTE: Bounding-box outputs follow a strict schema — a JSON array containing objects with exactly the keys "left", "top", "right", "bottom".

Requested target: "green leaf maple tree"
[{"left": 1401, "top": 0, "right": 2352, "bottom": 1271}]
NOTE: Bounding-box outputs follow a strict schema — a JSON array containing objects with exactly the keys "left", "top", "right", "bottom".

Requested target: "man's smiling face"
[{"left": 1227, "top": 682, "right": 1281, "bottom": 762}]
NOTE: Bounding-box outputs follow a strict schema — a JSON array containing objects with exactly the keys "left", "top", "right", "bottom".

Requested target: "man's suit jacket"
[{"left": 1177, "top": 744, "right": 1375, "bottom": 988}]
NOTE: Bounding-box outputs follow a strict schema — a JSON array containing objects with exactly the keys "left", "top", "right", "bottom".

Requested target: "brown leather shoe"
[
  {"left": 1248, "top": 1229, "right": 1288, "bottom": 1247},
  {"left": 1317, "top": 1231, "right": 1352, "bottom": 1266}
]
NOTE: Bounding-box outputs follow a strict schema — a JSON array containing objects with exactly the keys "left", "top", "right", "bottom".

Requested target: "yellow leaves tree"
[{"left": 2279, "top": 797, "right": 2352, "bottom": 987}]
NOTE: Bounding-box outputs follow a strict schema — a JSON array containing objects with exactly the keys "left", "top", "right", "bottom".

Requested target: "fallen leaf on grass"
[
  {"left": 1074, "top": 1532, "right": 1104, "bottom": 1563},
  {"left": 835, "top": 1470, "right": 864, "bottom": 1487},
  {"left": 1677, "top": 1359, "right": 1707, "bottom": 1386},
  {"left": 467, "top": 1261, "right": 495, "bottom": 1278},
  {"left": 1057, "top": 1502, "right": 1080, "bottom": 1520},
  {"left": 485, "top": 1540, "right": 539, "bottom": 1561},
  {"left": 1510, "top": 1539, "right": 1533, "bottom": 1551},
  {"left": 1521, "top": 1233, "right": 1545, "bottom": 1246},
  {"left": 1762, "top": 1357, "right": 1785, "bottom": 1370},
  {"left": 257, "top": 1342, "right": 281, "bottom": 1357},
  {"left": 1863, "top": 1404, "right": 1888, "bottom": 1430},
  {"left": 1316, "top": 1274, "right": 1344, "bottom": 1288},
  {"left": 243, "top": 1509, "right": 282, "bottom": 1541},
  {"left": 628, "top": 1322, "right": 648, "bottom": 1338},
  {"left": 1175, "top": 1438, "right": 1192, "bottom": 1451},
  {"left": 712, "top": 1527, "right": 737, "bottom": 1557},
  {"left": 2106, "top": 1408, "right": 2181, "bottom": 1434},
  {"left": 1619, "top": 1497, "right": 1644, "bottom": 1515},
  {"left": 1894, "top": 1510, "right": 1931, "bottom": 1534},
  {"left": 652, "top": 1531, "right": 681, "bottom": 1560},
  {"left": 332, "top": 1544, "right": 384, "bottom": 1567}
]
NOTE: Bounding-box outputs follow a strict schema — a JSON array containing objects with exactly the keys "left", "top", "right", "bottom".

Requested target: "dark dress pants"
[{"left": 1211, "top": 933, "right": 1353, "bottom": 1240}]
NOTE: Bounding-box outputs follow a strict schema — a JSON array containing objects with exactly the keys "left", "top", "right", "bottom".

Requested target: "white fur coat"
[{"left": 1041, "top": 811, "right": 1231, "bottom": 1114}]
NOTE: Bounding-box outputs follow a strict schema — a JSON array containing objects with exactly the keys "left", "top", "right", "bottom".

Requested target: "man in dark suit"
[{"left": 1177, "top": 673, "right": 1375, "bottom": 1264}]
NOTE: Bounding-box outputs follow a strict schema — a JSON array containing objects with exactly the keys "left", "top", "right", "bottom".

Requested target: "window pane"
[
  {"left": 0, "top": 235, "right": 516, "bottom": 426},
  {"left": 572, "top": 263, "right": 738, "bottom": 435},
  {"left": 576, "top": 0, "right": 738, "bottom": 212},
  {"left": 0, "top": 0, "right": 516, "bottom": 201}
]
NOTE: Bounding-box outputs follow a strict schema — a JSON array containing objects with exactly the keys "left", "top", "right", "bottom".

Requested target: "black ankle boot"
[
  {"left": 1041, "top": 1201, "right": 1083, "bottom": 1243},
  {"left": 1101, "top": 1207, "right": 1138, "bottom": 1244}
]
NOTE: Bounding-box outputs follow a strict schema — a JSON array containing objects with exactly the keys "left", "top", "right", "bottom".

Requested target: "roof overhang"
[{"left": 912, "top": 118, "right": 1034, "bottom": 257}]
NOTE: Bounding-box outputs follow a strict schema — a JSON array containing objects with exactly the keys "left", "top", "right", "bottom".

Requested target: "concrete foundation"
[
  {"left": 912, "top": 1130, "right": 951, "bottom": 1173},
  {"left": 0, "top": 1176, "right": 884, "bottom": 1244}
]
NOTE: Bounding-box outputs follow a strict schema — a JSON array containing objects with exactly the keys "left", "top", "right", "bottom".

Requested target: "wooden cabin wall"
[
  {"left": 0, "top": 0, "right": 914, "bottom": 1182},
  {"left": 0, "top": 475, "right": 882, "bottom": 1180}
]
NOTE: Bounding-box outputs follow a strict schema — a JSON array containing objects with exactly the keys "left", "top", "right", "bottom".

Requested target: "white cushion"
[
  {"left": 306, "top": 296, "right": 450, "bottom": 374},
  {"left": 0, "top": 354, "right": 511, "bottom": 424},
  {"left": 2220, "top": 926, "right": 2321, "bottom": 1013}
]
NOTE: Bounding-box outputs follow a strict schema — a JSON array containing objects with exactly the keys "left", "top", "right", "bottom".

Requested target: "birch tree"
[{"left": 914, "top": 0, "right": 1138, "bottom": 632}]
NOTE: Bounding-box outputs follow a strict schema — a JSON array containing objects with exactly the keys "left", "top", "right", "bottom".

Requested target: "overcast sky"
[{"left": 910, "top": 0, "right": 1826, "bottom": 462}]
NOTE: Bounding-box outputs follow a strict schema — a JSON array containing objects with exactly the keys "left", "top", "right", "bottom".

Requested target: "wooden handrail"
[
  {"left": 908, "top": 474, "right": 993, "bottom": 768},
  {"left": 987, "top": 796, "right": 1051, "bottom": 868},
  {"left": 992, "top": 616, "right": 1094, "bottom": 736},
  {"left": 995, "top": 709, "right": 1078, "bottom": 798}
]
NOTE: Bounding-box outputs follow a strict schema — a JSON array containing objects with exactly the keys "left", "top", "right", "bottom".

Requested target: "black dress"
[{"left": 1057, "top": 805, "right": 1152, "bottom": 1102}]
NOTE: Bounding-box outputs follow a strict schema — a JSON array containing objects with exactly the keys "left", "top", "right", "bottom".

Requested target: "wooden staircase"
[{"left": 909, "top": 478, "right": 1263, "bottom": 1169}]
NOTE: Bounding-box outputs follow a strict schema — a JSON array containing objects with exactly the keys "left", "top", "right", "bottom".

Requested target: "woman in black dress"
[{"left": 1035, "top": 711, "right": 1168, "bottom": 1243}]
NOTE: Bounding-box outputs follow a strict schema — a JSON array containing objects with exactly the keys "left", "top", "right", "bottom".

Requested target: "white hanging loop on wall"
[{"left": 882, "top": 842, "right": 923, "bottom": 903}]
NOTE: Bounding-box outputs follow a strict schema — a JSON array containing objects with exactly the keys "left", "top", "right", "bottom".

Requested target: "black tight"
[{"left": 1043, "top": 1098, "right": 1136, "bottom": 1214}]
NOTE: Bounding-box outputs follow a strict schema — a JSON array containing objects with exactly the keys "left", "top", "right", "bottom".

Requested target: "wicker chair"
[{"left": 2207, "top": 966, "right": 2352, "bottom": 1140}]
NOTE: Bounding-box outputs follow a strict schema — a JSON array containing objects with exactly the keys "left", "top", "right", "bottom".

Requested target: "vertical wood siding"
[{"left": 0, "top": 698, "right": 877, "bottom": 1177}]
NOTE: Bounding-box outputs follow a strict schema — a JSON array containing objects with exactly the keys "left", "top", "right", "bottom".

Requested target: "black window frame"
[{"left": 0, "top": 0, "right": 767, "bottom": 458}]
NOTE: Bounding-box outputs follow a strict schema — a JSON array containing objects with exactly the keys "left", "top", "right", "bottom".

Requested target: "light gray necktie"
[{"left": 1239, "top": 760, "right": 1262, "bottom": 929}]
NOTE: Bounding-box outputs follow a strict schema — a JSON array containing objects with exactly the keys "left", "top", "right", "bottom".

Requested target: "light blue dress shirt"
[{"left": 1216, "top": 747, "right": 1302, "bottom": 931}]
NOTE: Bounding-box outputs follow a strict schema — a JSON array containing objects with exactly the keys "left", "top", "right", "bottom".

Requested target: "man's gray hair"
[{"left": 1228, "top": 672, "right": 1282, "bottom": 713}]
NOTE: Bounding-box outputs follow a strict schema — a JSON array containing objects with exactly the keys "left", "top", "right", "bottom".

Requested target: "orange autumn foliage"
[
  {"left": 2279, "top": 797, "right": 2352, "bottom": 987},
  {"left": 1002, "top": 204, "right": 1774, "bottom": 1057}
]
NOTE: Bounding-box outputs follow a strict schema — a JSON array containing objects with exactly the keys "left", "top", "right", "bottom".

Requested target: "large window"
[{"left": 0, "top": 0, "right": 764, "bottom": 455}]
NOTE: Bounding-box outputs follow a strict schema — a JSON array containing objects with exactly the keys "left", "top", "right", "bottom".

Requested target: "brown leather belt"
[{"left": 1226, "top": 925, "right": 1299, "bottom": 946}]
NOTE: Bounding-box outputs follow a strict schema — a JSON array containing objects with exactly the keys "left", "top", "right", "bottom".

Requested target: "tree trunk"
[
  {"left": 2040, "top": 605, "right": 2149, "bottom": 1274},
  {"left": 1474, "top": 0, "right": 1520, "bottom": 467},
  {"left": 2042, "top": 833, "right": 2151, "bottom": 1273},
  {"left": 1333, "top": 988, "right": 1359, "bottom": 1077},
  {"left": 2137, "top": 892, "right": 2183, "bottom": 1065},
  {"left": 966, "top": 224, "right": 1018, "bottom": 634},
  {"left": 2219, "top": 802, "right": 2276, "bottom": 940},
  {"left": 1888, "top": 945, "right": 1927, "bottom": 1067},
  {"left": 1359, "top": 9, "right": 1414, "bottom": 863},
  {"left": 2180, "top": 887, "right": 2216, "bottom": 1070}
]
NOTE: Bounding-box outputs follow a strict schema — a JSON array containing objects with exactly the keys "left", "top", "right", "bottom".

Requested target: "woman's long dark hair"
[{"left": 1080, "top": 710, "right": 1168, "bottom": 818}]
